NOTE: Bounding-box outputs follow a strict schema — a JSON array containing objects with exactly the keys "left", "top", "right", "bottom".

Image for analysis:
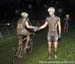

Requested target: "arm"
[
  {"left": 57, "top": 18, "right": 61, "bottom": 35},
  {"left": 38, "top": 21, "right": 48, "bottom": 30},
  {"left": 25, "top": 21, "right": 37, "bottom": 29}
]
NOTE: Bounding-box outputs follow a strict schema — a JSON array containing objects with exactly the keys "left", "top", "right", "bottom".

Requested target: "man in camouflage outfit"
[{"left": 36, "top": 7, "right": 61, "bottom": 59}]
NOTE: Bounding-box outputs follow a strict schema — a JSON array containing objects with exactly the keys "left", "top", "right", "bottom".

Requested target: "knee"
[
  {"left": 48, "top": 42, "right": 51, "bottom": 47},
  {"left": 19, "top": 42, "right": 22, "bottom": 46},
  {"left": 18, "top": 39, "right": 23, "bottom": 45},
  {"left": 54, "top": 42, "right": 58, "bottom": 48}
]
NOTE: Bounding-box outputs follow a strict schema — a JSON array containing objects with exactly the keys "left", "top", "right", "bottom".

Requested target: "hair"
[{"left": 48, "top": 7, "right": 55, "bottom": 12}]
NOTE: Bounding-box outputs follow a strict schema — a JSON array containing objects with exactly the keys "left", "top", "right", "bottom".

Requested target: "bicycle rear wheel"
[{"left": 12, "top": 47, "right": 22, "bottom": 64}]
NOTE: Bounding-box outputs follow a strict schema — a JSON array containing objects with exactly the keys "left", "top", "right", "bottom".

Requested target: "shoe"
[
  {"left": 48, "top": 56, "right": 51, "bottom": 60},
  {"left": 54, "top": 55, "right": 58, "bottom": 59}
]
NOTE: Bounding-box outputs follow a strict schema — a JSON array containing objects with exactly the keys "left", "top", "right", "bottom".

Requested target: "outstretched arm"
[
  {"left": 38, "top": 21, "right": 48, "bottom": 30},
  {"left": 25, "top": 21, "right": 37, "bottom": 29}
]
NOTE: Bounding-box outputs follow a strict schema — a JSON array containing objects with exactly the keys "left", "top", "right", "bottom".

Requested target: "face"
[
  {"left": 23, "top": 17, "right": 28, "bottom": 19},
  {"left": 49, "top": 11, "right": 54, "bottom": 16},
  {"left": 66, "top": 15, "right": 69, "bottom": 18},
  {"left": 23, "top": 16, "right": 27, "bottom": 18}
]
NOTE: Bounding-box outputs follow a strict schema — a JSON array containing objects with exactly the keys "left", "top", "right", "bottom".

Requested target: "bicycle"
[{"left": 12, "top": 32, "right": 35, "bottom": 64}]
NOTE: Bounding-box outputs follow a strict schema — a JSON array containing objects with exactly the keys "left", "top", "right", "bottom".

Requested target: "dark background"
[{"left": 0, "top": 0, "right": 75, "bottom": 25}]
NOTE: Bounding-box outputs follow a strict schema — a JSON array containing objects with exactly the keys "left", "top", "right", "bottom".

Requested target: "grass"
[{"left": 0, "top": 29, "right": 75, "bottom": 64}]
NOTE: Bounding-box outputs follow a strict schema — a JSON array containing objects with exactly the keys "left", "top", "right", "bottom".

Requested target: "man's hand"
[
  {"left": 58, "top": 34, "right": 61, "bottom": 39},
  {"left": 33, "top": 27, "right": 39, "bottom": 32},
  {"left": 58, "top": 33, "right": 61, "bottom": 41}
]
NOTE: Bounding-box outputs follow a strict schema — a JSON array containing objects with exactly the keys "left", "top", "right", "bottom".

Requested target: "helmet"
[
  {"left": 48, "top": 7, "right": 55, "bottom": 12},
  {"left": 21, "top": 12, "right": 28, "bottom": 17}
]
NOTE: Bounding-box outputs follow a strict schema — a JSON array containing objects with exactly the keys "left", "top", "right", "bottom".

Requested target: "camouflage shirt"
[{"left": 46, "top": 16, "right": 60, "bottom": 32}]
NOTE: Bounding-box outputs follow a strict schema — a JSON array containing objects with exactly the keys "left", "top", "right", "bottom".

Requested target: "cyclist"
[{"left": 16, "top": 12, "right": 37, "bottom": 58}]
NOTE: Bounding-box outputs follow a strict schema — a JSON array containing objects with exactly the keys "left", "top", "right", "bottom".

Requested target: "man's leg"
[
  {"left": 64, "top": 25, "right": 69, "bottom": 32},
  {"left": 64, "top": 24, "right": 67, "bottom": 32},
  {"left": 53, "top": 33, "right": 59, "bottom": 59},
  {"left": 18, "top": 37, "right": 23, "bottom": 46},
  {"left": 24, "top": 35, "right": 30, "bottom": 54},
  {"left": 48, "top": 41, "right": 52, "bottom": 60},
  {"left": 66, "top": 26, "right": 69, "bottom": 32},
  {"left": 24, "top": 32, "right": 30, "bottom": 49},
  {"left": 25, "top": 35, "right": 30, "bottom": 49},
  {"left": 53, "top": 41, "right": 58, "bottom": 59}
]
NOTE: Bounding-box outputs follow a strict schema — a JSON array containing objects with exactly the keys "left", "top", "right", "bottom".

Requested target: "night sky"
[{"left": 0, "top": 0, "right": 75, "bottom": 23}]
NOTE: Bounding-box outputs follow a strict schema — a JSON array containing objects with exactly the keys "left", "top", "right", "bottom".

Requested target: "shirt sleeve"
[
  {"left": 45, "top": 17, "right": 49, "bottom": 22},
  {"left": 56, "top": 16, "right": 61, "bottom": 23},
  {"left": 58, "top": 17, "right": 61, "bottom": 21}
]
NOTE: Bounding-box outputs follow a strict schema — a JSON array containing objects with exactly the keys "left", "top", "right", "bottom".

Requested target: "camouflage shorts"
[{"left": 47, "top": 31, "right": 58, "bottom": 42}]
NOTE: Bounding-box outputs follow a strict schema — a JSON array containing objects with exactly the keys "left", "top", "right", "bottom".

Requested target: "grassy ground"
[{"left": 0, "top": 29, "right": 75, "bottom": 64}]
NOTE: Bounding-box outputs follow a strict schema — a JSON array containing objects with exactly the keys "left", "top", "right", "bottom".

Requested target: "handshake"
[{"left": 33, "top": 27, "right": 40, "bottom": 32}]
